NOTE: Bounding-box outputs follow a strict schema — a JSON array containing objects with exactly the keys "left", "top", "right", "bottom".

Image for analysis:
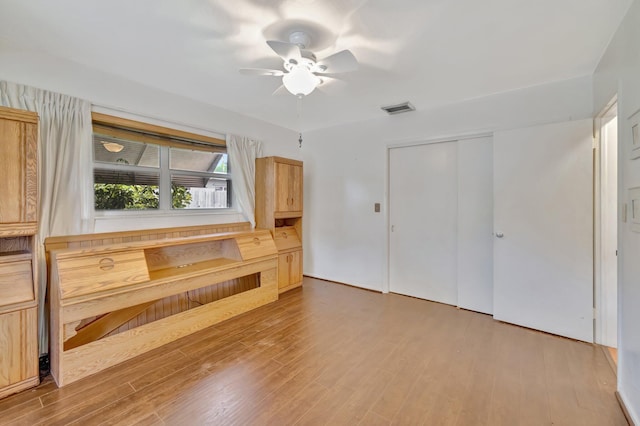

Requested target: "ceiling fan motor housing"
[{"left": 289, "top": 31, "right": 311, "bottom": 49}]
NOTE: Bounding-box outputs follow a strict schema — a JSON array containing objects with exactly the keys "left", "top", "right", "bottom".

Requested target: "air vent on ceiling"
[{"left": 381, "top": 101, "right": 415, "bottom": 115}]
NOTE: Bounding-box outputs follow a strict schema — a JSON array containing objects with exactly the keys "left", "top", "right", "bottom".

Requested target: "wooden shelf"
[
  {"left": 148, "top": 257, "right": 240, "bottom": 281},
  {"left": 0, "top": 250, "right": 32, "bottom": 263},
  {"left": 0, "top": 223, "right": 37, "bottom": 237},
  {"left": 274, "top": 211, "right": 302, "bottom": 219}
]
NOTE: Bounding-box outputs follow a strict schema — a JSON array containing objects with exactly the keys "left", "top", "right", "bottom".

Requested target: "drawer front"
[
  {"left": 56, "top": 250, "right": 150, "bottom": 299},
  {"left": 235, "top": 232, "right": 277, "bottom": 260},
  {"left": 0, "top": 260, "right": 34, "bottom": 307},
  {"left": 273, "top": 226, "right": 301, "bottom": 252}
]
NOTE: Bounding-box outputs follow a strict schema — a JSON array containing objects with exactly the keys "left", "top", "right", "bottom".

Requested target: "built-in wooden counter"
[{"left": 48, "top": 229, "right": 278, "bottom": 386}]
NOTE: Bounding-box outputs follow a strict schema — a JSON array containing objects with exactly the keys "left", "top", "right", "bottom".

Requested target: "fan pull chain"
[{"left": 297, "top": 95, "right": 303, "bottom": 148}]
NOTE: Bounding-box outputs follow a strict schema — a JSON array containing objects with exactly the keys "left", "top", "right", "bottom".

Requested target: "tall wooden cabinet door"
[
  {"left": 277, "top": 253, "right": 291, "bottom": 289},
  {"left": 0, "top": 112, "right": 38, "bottom": 230},
  {"left": 289, "top": 250, "right": 303, "bottom": 284},
  {"left": 289, "top": 165, "right": 303, "bottom": 212},
  {"left": 277, "top": 251, "right": 303, "bottom": 289},
  {"left": 0, "top": 308, "right": 38, "bottom": 390},
  {"left": 275, "top": 163, "right": 292, "bottom": 212}
]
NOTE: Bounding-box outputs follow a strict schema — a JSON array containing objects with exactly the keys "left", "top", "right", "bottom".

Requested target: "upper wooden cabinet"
[
  {"left": 256, "top": 156, "right": 303, "bottom": 220},
  {"left": 274, "top": 161, "right": 303, "bottom": 214},
  {"left": 256, "top": 157, "right": 302, "bottom": 223},
  {"left": 0, "top": 106, "right": 38, "bottom": 236}
]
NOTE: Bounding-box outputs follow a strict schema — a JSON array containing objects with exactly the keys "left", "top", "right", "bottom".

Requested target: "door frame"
[
  {"left": 593, "top": 96, "right": 618, "bottom": 347},
  {"left": 383, "top": 131, "right": 492, "bottom": 294}
]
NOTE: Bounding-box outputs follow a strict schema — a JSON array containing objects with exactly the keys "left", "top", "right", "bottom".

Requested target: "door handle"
[{"left": 495, "top": 232, "right": 504, "bottom": 238}]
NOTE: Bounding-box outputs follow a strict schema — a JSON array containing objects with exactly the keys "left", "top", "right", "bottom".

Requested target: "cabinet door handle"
[{"left": 252, "top": 237, "right": 261, "bottom": 245}]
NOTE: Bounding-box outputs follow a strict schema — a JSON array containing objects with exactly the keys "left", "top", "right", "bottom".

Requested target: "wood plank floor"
[{"left": 0, "top": 277, "right": 627, "bottom": 425}]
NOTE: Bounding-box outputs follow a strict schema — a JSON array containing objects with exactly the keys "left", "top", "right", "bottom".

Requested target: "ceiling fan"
[{"left": 240, "top": 31, "right": 358, "bottom": 97}]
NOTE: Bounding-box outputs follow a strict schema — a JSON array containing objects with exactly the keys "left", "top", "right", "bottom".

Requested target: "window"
[{"left": 92, "top": 115, "right": 230, "bottom": 211}]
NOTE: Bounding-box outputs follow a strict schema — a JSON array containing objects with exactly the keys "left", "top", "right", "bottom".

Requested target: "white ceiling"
[{"left": 0, "top": 0, "right": 632, "bottom": 132}]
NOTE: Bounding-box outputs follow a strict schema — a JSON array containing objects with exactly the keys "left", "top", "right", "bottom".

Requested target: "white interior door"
[
  {"left": 493, "top": 119, "right": 593, "bottom": 342},
  {"left": 389, "top": 141, "right": 458, "bottom": 305},
  {"left": 457, "top": 136, "right": 494, "bottom": 314}
]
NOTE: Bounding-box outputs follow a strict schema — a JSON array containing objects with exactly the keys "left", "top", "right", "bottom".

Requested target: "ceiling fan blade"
[
  {"left": 266, "top": 40, "right": 301, "bottom": 63},
  {"left": 314, "top": 50, "right": 358, "bottom": 74},
  {"left": 272, "top": 85, "right": 288, "bottom": 96},
  {"left": 317, "top": 76, "right": 348, "bottom": 94},
  {"left": 239, "top": 68, "right": 284, "bottom": 77}
]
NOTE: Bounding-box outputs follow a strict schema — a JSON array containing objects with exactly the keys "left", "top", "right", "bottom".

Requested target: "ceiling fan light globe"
[{"left": 282, "top": 66, "right": 321, "bottom": 96}]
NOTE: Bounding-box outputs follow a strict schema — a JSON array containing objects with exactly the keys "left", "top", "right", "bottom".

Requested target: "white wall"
[
  {"left": 593, "top": 0, "right": 640, "bottom": 422},
  {"left": 302, "top": 76, "right": 593, "bottom": 291},
  {"left": 0, "top": 50, "right": 299, "bottom": 232}
]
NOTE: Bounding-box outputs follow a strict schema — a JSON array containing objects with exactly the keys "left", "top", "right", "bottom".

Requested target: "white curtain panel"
[
  {"left": 226, "top": 134, "right": 263, "bottom": 228},
  {"left": 0, "top": 81, "right": 94, "bottom": 355}
]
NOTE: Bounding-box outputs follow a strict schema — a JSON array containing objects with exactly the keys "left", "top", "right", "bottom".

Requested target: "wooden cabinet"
[
  {"left": 256, "top": 157, "right": 303, "bottom": 293},
  {"left": 0, "top": 106, "right": 39, "bottom": 399},
  {"left": 275, "top": 162, "right": 303, "bottom": 214},
  {"left": 0, "top": 308, "right": 38, "bottom": 393},
  {"left": 0, "top": 107, "right": 38, "bottom": 236},
  {"left": 278, "top": 250, "right": 303, "bottom": 291}
]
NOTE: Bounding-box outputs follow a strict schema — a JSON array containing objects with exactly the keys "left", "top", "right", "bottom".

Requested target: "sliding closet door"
[
  {"left": 389, "top": 141, "right": 458, "bottom": 305},
  {"left": 493, "top": 120, "right": 593, "bottom": 342},
  {"left": 457, "top": 136, "right": 493, "bottom": 314}
]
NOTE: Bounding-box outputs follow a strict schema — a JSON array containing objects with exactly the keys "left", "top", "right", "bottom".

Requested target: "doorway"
[{"left": 595, "top": 100, "right": 618, "bottom": 349}]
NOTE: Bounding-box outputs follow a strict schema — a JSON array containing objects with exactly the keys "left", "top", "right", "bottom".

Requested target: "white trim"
[
  {"left": 594, "top": 115, "right": 602, "bottom": 345},
  {"left": 382, "top": 145, "right": 390, "bottom": 293},
  {"left": 385, "top": 131, "right": 492, "bottom": 150},
  {"left": 593, "top": 97, "right": 618, "bottom": 347},
  {"left": 618, "top": 389, "right": 640, "bottom": 426},
  {"left": 303, "top": 273, "right": 382, "bottom": 293}
]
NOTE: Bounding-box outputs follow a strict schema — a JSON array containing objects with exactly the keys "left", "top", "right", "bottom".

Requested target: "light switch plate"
[{"left": 631, "top": 188, "right": 640, "bottom": 232}]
